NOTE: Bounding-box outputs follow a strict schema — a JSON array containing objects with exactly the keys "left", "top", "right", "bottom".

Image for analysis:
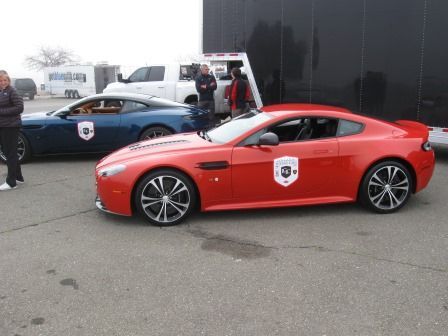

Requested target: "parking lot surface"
[{"left": 0, "top": 98, "right": 447, "bottom": 335}]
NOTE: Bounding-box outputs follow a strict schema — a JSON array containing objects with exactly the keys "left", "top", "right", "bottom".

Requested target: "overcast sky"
[{"left": 2, "top": 0, "right": 202, "bottom": 83}]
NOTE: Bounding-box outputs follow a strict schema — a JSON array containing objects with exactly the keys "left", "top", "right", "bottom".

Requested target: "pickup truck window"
[
  {"left": 129, "top": 67, "right": 149, "bottom": 82},
  {"left": 148, "top": 66, "right": 165, "bottom": 81}
]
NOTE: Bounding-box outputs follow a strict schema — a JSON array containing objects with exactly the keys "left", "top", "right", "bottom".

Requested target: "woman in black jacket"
[{"left": 0, "top": 71, "right": 24, "bottom": 191}]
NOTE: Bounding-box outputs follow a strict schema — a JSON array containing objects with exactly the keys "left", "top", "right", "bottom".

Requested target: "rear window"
[
  {"left": 148, "top": 66, "right": 165, "bottom": 81},
  {"left": 14, "top": 78, "right": 36, "bottom": 89},
  {"left": 337, "top": 119, "right": 364, "bottom": 136}
]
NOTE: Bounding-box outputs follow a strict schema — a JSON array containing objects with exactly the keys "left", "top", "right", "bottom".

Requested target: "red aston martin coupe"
[{"left": 95, "top": 104, "right": 435, "bottom": 226}]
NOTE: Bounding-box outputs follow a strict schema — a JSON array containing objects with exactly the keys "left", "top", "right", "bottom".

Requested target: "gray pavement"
[{"left": 0, "top": 99, "right": 447, "bottom": 335}]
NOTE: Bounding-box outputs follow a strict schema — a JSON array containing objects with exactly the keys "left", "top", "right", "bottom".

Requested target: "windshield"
[{"left": 207, "top": 110, "right": 273, "bottom": 143}]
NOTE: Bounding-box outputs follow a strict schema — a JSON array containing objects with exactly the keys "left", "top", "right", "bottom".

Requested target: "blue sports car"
[{"left": 0, "top": 93, "right": 209, "bottom": 163}]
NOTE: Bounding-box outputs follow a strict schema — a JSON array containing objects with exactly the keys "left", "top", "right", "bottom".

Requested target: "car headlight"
[{"left": 98, "top": 164, "right": 127, "bottom": 177}]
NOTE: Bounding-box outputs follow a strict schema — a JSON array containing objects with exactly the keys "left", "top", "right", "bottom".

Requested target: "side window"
[
  {"left": 268, "top": 117, "right": 339, "bottom": 142},
  {"left": 270, "top": 119, "right": 304, "bottom": 142},
  {"left": 121, "top": 100, "right": 149, "bottom": 113},
  {"left": 128, "top": 67, "right": 149, "bottom": 82},
  {"left": 148, "top": 66, "right": 165, "bottom": 81},
  {"left": 71, "top": 99, "right": 123, "bottom": 115},
  {"left": 337, "top": 120, "right": 363, "bottom": 136}
]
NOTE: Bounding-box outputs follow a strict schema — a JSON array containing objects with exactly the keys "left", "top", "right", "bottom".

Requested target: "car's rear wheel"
[
  {"left": 29, "top": 93, "right": 35, "bottom": 100},
  {"left": 0, "top": 133, "right": 31, "bottom": 164},
  {"left": 139, "top": 126, "right": 172, "bottom": 141},
  {"left": 135, "top": 169, "right": 197, "bottom": 226},
  {"left": 360, "top": 161, "right": 412, "bottom": 213}
]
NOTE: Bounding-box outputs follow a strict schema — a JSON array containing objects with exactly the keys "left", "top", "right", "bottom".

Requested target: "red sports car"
[{"left": 95, "top": 104, "right": 435, "bottom": 226}]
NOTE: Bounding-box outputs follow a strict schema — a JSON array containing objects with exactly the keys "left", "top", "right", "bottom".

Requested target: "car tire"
[
  {"left": 135, "top": 169, "right": 197, "bottom": 226},
  {"left": 0, "top": 133, "right": 31, "bottom": 164},
  {"left": 359, "top": 160, "right": 413, "bottom": 213},
  {"left": 29, "top": 94, "right": 35, "bottom": 100},
  {"left": 65, "top": 90, "right": 70, "bottom": 98},
  {"left": 73, "top": 90, "right": 80, "bottom": 99},
  {"left": 139, "top": 126, "right": 172, "bottom": 141}
]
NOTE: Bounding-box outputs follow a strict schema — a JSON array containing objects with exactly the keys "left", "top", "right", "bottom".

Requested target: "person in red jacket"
[
  {"left": 228, "top": 67, "right": 250, "bottom": 118},
  {"left": 0, "top": 71, "right": 24, "bottom": 191}
]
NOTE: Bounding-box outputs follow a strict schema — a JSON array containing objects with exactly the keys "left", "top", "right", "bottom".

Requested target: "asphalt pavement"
[{"left": 0, "top": 98, "right": 447, "bottom": 336}]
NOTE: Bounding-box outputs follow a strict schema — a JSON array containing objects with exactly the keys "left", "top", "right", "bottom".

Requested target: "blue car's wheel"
[
  {"left": 0, "top": 133, "right": 31, "bottom": 164},
  {"left": 139, "top": 126, "right": 172, "bottom": 141}
]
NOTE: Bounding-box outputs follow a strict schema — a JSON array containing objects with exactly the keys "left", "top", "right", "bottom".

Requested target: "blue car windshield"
[{"left": 207, "top": 110, "right": 273, "bottom": 144}]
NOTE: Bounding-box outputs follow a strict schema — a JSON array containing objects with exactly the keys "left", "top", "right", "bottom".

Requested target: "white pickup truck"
[{"left": 103, "top": 53, "right": 262, "bottom": 118}]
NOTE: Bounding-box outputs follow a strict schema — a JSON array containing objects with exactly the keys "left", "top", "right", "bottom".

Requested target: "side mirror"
[
  {"left": 258, "top": 132, "right": 279, "bottom": 146},
  {"left": 117, "top": 73, "right": 124, "bottom": 82}
]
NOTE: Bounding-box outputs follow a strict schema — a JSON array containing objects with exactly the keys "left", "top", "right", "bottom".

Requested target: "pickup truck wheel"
[{"left": 139, "top": 127, "right": 172, "bottom": 141}]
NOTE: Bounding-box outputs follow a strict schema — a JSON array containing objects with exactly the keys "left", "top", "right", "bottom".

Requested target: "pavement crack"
[
  {"left": 29, "top": 174, "right": 93, "bottom": 188},
  {"left": 0, "top": 208, "right": 97, "bottom": 235},
  {"left": 281, "top": 244, "right": 448, "bottom": 273}
]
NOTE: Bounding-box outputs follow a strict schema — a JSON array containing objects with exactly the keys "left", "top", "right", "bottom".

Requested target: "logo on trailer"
[
  {"left": 274, "top": 156, "right": 299, "bottom": 187},
  {"left": 77, "top": 121, "right": 95, "bottom": 141}
]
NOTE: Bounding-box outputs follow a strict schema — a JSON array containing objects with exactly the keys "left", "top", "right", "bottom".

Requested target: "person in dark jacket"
[
  {"left": 195, "top": 64, "right": 217, "bottom": 128},
  {"left": 228, "top": 67, "right": 250, "bottom": 118},
  {"left": 0, "top": 71, "right": 24, "bottom": 191}
]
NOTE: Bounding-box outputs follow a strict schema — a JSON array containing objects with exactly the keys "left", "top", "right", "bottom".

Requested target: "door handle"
[
  {"left": 136, "top": 87, "right": 142, "bottom": 89},
  {"left": 313, "top": 149, "right": 329, "bottom": 154},
  {"left": 157, "top": 86, "right": 165, "bottom": 89}
]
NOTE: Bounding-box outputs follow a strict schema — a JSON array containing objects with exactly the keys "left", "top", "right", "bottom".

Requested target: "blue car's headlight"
[{"left": 98, "top": 164, "right": 127, "bottom": 177}]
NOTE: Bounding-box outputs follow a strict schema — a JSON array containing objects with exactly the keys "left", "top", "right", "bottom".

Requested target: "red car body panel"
[{"left": 95, "top": 104, "right": 435, "bottom": 217}]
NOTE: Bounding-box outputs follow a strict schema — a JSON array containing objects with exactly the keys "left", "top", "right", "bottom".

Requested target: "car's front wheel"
[
  {"left": 135, "top": 170, "right": 197, "bottom": 226},
  {"left": 0, "top": 133, "right": 31, "bottom": 164},
  {"left": 359, "top": 161, "right": 412, "bottom": 213},
  {"left": 139, "top": 126, "right": 172, "bottom": 141}
]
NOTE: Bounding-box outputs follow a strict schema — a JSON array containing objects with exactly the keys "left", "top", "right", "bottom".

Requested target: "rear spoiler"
[
  {"left": 395, "top": 120, "right": 428, "bottom": 132},
  {"left": 394, "top": 120, "right": 429, "bottom": 136}
]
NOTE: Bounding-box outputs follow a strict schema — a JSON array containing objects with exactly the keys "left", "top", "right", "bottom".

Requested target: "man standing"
[{"left": 195, "top": 64, "right": 217, "bottom": 128}]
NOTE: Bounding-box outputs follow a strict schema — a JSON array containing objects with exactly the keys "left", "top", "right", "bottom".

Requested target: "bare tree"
[{"left": 24, "top": 46, "right": 79, "bottom": 70}]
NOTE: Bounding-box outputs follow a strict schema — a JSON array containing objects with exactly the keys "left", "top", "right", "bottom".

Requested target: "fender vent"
[{"left": 128, "top": 139, "right": 188, "bottom": 151}]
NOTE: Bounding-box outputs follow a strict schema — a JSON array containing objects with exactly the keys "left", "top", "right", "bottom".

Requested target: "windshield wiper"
[{"left": 199, "top": 130, "right": 212, "bottom": 142}]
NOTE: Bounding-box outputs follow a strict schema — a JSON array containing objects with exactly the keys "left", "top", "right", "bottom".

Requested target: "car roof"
[
  {"left": 262, "top": 103, "right": 354, "bottom": 119},
  {"left": 260, "top": 103, "right": 401, "bottom": 132},
  {"left": 79, "top": 92, "right": 189, "bottom": 107}
]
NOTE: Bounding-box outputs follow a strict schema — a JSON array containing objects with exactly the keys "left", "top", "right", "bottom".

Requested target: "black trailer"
[{"left": 203, "top": 0, "right": 448, "bottom": 144}]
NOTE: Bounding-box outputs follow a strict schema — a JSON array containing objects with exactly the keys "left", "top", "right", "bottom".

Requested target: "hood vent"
[{"left": 128, "top": 139, "right": 188, "bottom": 151}]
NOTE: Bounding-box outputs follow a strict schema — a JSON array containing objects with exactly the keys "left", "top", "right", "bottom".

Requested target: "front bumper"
[{"left": 95, "top": 195, "right": 131, "bottom": 217}]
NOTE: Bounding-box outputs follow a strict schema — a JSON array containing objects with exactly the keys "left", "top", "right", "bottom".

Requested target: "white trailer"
[{"left": 44, "top": 64, "right": 120, "bottom": 98}]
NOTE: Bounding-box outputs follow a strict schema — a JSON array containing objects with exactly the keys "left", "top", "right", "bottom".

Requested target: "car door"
[
  {"left": 126, "top": 67, "right": 150, "bottom": 93},
  {"left": 130, "top": 66, "right": 166, "bottom": 97},
  {"left": 231, "top": 117, "right": 340, "bottom": 202},
  {"left": 45, "top": 98, "right": 122, "bottom": 153}
]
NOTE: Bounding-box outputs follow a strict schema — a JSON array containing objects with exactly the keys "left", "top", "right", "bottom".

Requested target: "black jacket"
[
  {"left": 195, "top": 74, "right": 217, "bottom": 101},
  {"left": 0, "top": 86, "right": 23, "bottom": 127}
]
